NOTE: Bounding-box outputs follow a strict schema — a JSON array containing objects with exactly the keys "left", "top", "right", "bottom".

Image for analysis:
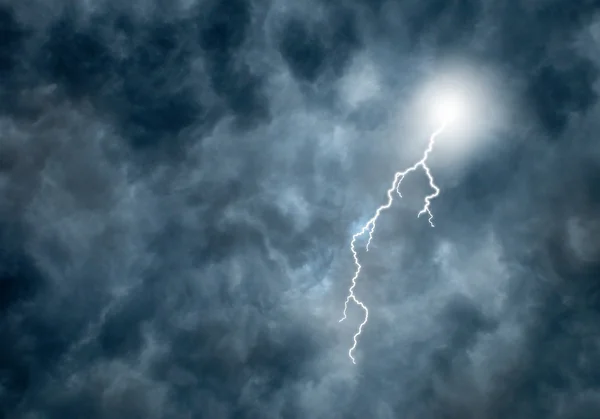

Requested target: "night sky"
[{"left": 1, "top": 0, "right": 600, "bottom": 418}]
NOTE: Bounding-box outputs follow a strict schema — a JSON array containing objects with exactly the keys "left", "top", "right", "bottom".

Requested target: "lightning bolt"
[{"left": 339, "top": 121, "right": 447, "bottom": 364}]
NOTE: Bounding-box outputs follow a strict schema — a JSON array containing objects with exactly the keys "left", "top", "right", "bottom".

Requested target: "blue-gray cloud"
[{"left": 0, "top": 1, "right": 599, "bottom": 418}]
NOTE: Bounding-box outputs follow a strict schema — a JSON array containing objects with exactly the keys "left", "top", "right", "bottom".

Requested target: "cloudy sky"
[{"left": 1, "top": 0, "right": 599, "bottom": 418}]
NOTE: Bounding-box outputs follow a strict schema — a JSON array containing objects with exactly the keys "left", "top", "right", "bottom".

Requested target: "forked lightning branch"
[{"left": 339, "top": 93, "right": 464, "bottom": 364}]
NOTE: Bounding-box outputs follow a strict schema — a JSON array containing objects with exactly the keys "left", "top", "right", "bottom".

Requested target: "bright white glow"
[
  {"left": 394, "top": 62, "right": 508, "bottom": 169},
  {"left": 433, "top": 91, "right": 466, "bottom": 124},
  {"left": 409, "top": 64, "right": 500, "bottom": 136}
]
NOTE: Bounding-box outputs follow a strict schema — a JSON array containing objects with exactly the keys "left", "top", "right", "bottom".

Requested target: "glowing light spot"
[{"left": 433, "top": 92, "right": 465, "bottom": 124}]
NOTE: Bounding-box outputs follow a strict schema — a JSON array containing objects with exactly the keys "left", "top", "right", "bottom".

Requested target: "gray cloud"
[{"left": 0, "top": 0, "right": 599, "bottom": 418}]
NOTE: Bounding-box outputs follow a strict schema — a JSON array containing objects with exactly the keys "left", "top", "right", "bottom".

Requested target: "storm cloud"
[{"left": 0, "top": 0, "right": 599, "bottom": 418}]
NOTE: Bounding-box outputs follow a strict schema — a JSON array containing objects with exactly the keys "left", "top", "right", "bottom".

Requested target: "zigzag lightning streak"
[{"left": 339, "top": 122, "right": 447, "bottom": 364}]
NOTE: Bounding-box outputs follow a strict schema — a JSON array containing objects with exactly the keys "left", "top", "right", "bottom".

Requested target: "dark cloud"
[
  {"left": 0, "top": 0, "right": 599, "bottom": 418},
  {"left": 0, "top": 5, "right": 28, "bottom": 77},
  {"left": 16, "top": 1, "right": 270, "bottom": 154},
  {"left": 526, "top": 62, "right": 598, "bottom": 135},
  {"left": 278, "top": 6, "right": 360, "bottom": 82},
  {"left": 404, "top": 0, "right": 482, "bottom": 48},
  {"left": 200, "top": 0, "right": 269, "bottom": 125},
  {"left": 487, "top": 1, "right": 600, "bottom": 134},
  {"left": 43, "top": 14, "right": 114, "bottom": 97}
]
